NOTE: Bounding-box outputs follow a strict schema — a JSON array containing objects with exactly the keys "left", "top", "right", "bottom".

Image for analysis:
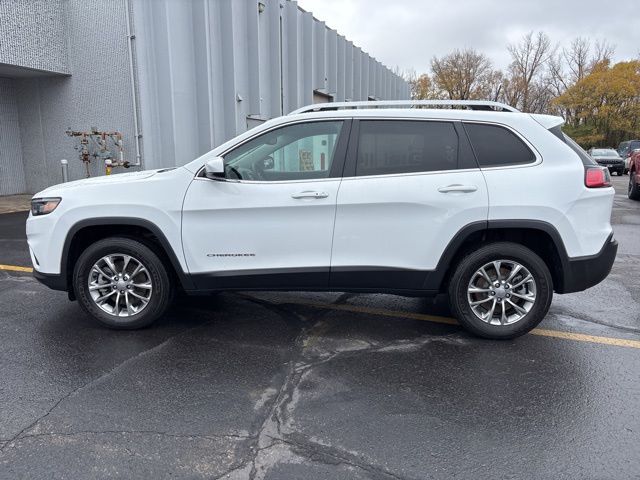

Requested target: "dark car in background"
[
  {"left": 618, "top": 140, "right": 640, "bottom": 173},
  {"left": 589, "top": 148, "right": 626, "bottom": 176},
  {"left": 628, "top": 149, "right": 640, "bottom": 200}
]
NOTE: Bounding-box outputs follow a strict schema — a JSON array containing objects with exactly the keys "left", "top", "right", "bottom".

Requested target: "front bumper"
[
  {"left": 560, "top": 234, "right": 618, "bottom": 293},
  {"left": 33, "top": 270, "right": 67, "bottom": 292},
  {"left": 596, "top": 161, "right": 624, "bottom": 171}
]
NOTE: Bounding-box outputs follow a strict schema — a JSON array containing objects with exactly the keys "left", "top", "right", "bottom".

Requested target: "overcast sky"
[{"left": 296, "top": 0, "right": 640, "bottom": 73}]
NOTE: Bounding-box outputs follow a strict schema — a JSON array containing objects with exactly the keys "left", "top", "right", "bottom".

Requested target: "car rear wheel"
[
  {"left": 629, "top": 171, "right": 640, "bottom": 200},
  {"left": 448, "top": 242, "right": 553, "bottom": 339},
  {"left": 73, "top": 237, "right": 173, "bottom": 329}
]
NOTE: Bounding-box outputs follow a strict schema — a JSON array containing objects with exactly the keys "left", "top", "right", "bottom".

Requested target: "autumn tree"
[
  {"left": 553, "top": 60, "right": 640, "bottom": 147},
  {"left": 547, "top": 38, "right": 616, "bottom": 117},
  {"left": 548, "top": 38, "right": 615, "bottom": 96},
  {"left": 405, "top": 70, "right": 438, "bottom": 99},
  {"left": 430, "top": 48, "right": 497, "bottom": 100}
]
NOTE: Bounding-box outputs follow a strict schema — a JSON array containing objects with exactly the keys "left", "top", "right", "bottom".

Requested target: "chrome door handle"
[
  {"left": 437, "top": 184, "right": 478, "bottom": 193},
  {"left": 291, "top": 191, "right": 329, "bottom": 199}
]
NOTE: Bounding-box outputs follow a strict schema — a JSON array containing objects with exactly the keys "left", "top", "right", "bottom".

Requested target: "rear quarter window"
[
  {"left": 562, "top": 133, "right": 597, "bottom": 166},
  {"left": 463, "top": 123, "right": 536, "bottom": 167}
]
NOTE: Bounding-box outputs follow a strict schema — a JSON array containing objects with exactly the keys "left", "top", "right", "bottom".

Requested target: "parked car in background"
[
  {"left": 617, "top": 140, "right": 640, "bottom": 172},
  {"left": 588, "top": 148, "right": 626, "bottom": 176},
  {"left": 624, "top": 155, "right": 631, "bottom": 175},
  {"left": 628, "top": 149, "right": 640, "bottom": 200}
]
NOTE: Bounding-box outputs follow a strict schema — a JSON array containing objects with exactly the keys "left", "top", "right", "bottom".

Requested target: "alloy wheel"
[
  {"left": 467, "top": 260, "right": 537, "bottom": 326},
  {"left": 88, "top": 253, "right": 153, "bottom": 317}
]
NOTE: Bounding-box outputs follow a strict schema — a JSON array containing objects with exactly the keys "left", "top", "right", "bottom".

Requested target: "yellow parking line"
[
  {"left": 0, "top": 264, "right": 33, "bottom": 273},
  {"left": 530, "top": 328, "right": 640, "bottom": 349},
  {"left": 260, "top": 296, "right": 640, "bottom": 350}
]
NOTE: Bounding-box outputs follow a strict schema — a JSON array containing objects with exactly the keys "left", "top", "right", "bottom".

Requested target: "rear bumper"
[
  {"left": 33, "top": 270, "right": 67, "bottom": 292},
  {"left": 560, "top": 233, "right": 618, "bottom": 293}
]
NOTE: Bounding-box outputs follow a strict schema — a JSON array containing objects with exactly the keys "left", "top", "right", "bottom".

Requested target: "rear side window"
[
  {"left": 562, "top": 133, "right": 596, "bottom": 166},
  {"left": 464, "top": 123, "right": 536, "bottom": 167},
  {"left": 356, "top": 121, "right": 459, "bottom": 176}
]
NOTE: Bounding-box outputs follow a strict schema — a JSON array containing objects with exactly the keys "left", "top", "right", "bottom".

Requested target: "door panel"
[
  {"left": 182, "top": 178, "right": 341, "bottom": 289},
  {"left": 330, "top": 119, "right": 489, "bottom": 291},
  {"left": 181, "top": 120, "right": 350, "bottom": 290},
  {"left": 330, "top": 171, "right": 489, "bottom": 290}
]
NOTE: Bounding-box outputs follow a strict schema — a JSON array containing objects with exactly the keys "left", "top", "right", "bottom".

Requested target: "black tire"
[
  {"left": 629, "top": 171, "right": 640, "bottom": 200},
  {"left": 73, "top": 237, "right": 173, "bottom": 329},
  {"left": 448, "top": 242, "right": 553, "bottom": 339}
]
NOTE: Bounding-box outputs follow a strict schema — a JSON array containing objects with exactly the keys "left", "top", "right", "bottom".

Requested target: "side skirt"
[{"left": 189, "top": 267, "right": 438, "bottom": 297}]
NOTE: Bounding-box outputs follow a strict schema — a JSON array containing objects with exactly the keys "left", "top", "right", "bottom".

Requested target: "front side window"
[
  {"left": 223, "top": 121, "right": 343, "bottom": 181},
  {"left": 356, "top": 120, "right": 459, "bottom": 176},
  {"left": 464, "top": 123, "right": 536, "bottom": 167}
]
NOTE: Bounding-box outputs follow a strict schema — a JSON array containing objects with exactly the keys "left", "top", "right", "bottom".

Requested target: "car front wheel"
[
  {"left": 448, "top": 242, "right": 553, "bottom": 339},
  {"left": 73, "top": 237, "right": 173, "bottom": 329}
]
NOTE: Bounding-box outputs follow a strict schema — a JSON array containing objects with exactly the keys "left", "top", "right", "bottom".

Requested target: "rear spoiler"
[{"left": 530, "top": 113, "right": 564, "bottom": 130}]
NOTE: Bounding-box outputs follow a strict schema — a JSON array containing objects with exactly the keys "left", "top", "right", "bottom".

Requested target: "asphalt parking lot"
[{"left": 0, "top": 175, "right": 638, "bottom": 479}]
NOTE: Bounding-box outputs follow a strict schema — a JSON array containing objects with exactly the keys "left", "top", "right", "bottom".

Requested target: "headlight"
[{"left": 31, "top": 197, "right": 62, "bottom": 216}]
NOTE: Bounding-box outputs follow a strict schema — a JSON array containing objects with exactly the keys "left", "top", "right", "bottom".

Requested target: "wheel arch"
[
  {"left": 62, "top": 218, "right": 195, "bottom": 299},
  {"left": 431, "top": 220, "right": 570, "bottom": 294}
]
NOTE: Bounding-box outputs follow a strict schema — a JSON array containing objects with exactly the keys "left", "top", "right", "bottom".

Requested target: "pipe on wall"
[{"left": 124, "top": 0, "right": 142, "bottom": 168}]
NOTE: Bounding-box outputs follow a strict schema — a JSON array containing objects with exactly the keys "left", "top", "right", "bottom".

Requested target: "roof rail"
[{"left": 289, "top": 100, "right": 520, "bottom": 115}]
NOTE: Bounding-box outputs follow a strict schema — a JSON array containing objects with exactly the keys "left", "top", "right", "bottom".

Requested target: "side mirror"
[{"left": 205, "top": 156, "right": 225, "bottom": 180}]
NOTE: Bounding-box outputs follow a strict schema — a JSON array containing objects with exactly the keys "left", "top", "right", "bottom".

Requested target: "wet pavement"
[{"left": 0, "top": 175, "right": 638, "bottom": 479}]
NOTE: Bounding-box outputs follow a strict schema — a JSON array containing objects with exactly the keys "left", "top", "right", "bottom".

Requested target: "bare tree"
[
  {"left": 482, "top": 70, "right": 505, "bottom": 102},
  {"left": 430, "top": 48, "right": 495, "bottom": 100},
  {"left": 564, "top": 37, "right": 591, "bottom": 83},
  {"left": 547, "top": 52, "right": 568, "bottom": 97},
  {"left": 591, "top": 40, "right": 616, "bottom": 68},
  {"left": 506, "top": 31, "right": 553, "bottom": 112}
]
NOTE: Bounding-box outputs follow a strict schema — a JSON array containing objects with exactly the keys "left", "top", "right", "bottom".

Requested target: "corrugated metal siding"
[
  {"left": 0, "top": 78, "right": 27, "bottom": 196},
  {"left": 0, "top": 0, "right": 409, "bottom": 192},
  {"left": 133, "top": 0, "right": 410, "bottom": 170}
]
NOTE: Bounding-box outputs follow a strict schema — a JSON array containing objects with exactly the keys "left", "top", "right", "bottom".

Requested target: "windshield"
[{"left": 591, "top": 149, "right": 618, "bottom": 157}]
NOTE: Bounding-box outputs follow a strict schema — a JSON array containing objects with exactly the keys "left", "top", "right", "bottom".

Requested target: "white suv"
[{"left": 26, "top": 100, "right": 618, "bottom": 339}]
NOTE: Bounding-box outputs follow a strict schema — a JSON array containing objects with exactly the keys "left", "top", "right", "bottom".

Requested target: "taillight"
[{"left": 585, "top": 167, "right": 611, "bottom": 188}]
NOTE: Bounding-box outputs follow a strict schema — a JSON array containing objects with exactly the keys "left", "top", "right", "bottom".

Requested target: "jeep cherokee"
[{"left": 26, "top": 100, "right": 618, "bottom": 339}]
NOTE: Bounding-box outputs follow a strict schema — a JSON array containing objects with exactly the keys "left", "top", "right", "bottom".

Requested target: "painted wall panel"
[
  {"left": 0, "top": 0, "right": 68, "bottom": 74},
  {"left": 1, "top": 0, "right": 409, "bottom": 193},
  {"left": 0, "top": 78, "right": 26, "bottom": 195}
]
